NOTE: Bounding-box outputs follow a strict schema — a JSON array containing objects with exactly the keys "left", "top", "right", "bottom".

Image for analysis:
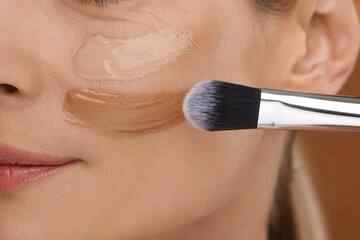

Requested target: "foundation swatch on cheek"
[
  {"left": 63, "top": 88, "right": 188, "bottom": 136},
  {"left": 73, "top": 29, "right": 193, "bottom": 81}
]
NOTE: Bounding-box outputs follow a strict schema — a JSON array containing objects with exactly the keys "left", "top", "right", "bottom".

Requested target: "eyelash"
[{"left": 80, "top": 0, "right": 119, "bottom": 7}]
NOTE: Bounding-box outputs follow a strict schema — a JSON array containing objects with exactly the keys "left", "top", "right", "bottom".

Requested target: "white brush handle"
[{"left": 257, "top": 89, "right": 360, "bottom": 131}]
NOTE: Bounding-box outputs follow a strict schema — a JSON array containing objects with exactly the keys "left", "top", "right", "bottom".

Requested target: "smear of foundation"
[
  {"left": 63, "top": 88, "right": 188, "bottom": 136},
  {"left": 73, "top": 29, "right": 193, "bottom": 81}
]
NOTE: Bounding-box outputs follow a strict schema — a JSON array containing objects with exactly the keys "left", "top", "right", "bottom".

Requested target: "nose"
[
  {"left": 0, "top": 2, "right": 45, "bottom": 103},
  {"left": 0, "top": 49, "right": 44, "bottom": 102},
  {"left": 0, "top": 84, "right": 18, "bottom": 94}
]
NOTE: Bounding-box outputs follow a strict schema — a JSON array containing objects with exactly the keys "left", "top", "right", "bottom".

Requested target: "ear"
[{"left": 282, "top": 0, "right": 360, "bottom": 94}]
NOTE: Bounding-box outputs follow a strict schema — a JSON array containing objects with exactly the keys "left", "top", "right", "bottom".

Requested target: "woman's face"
[{"left": 0, "top": 1, "right": 294, "bottom": 239}]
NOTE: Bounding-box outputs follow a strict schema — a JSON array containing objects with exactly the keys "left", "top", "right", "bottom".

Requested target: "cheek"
[
  {"left": 80, "top": 122, "right": 263, "bottom": 239},
  {"left": 67, "top": 5, "right": 263, "bottom": 238}
]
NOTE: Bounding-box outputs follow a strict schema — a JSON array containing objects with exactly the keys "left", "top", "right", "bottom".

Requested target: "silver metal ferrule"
[{"left": 257, "top": 89, "right": 360, "bottom": 131}]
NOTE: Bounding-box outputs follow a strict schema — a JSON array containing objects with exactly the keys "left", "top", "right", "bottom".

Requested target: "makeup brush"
[{"left": 182, "top": 80, "right": 360, "bottom": 132}]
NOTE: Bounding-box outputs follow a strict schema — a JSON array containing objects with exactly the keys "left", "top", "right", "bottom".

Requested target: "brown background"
[{"left": 295, "top": 56, "right": 360, "bottom": 240}]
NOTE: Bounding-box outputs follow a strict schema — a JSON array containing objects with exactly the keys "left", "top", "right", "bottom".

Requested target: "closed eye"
[{"left": 79, "top": 0, "right": 119, "bottom": 7}]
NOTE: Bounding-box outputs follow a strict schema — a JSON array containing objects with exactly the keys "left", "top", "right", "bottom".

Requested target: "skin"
[{"left": 0, "top": 0, "right": 359, "bottom": 239}]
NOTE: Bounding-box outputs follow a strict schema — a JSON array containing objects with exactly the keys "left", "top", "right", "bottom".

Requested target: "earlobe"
[{"left": 283, "top": 0, "right": 360, "bottom": 94}]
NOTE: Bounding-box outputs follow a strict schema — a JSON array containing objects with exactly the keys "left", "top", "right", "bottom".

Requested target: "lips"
[{"left": 0, "top": 143, "right": 78, "bottom": 192}]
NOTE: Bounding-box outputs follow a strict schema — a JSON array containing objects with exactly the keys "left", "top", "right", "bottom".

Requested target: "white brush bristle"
[{"left": 182, "top": 80, "right": 220, "bottom": 131}]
